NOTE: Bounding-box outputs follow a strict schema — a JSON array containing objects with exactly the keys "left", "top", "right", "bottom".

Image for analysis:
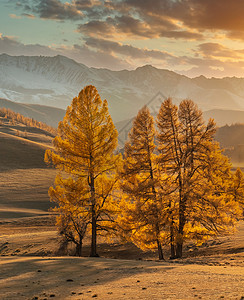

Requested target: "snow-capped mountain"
[{"left": 1, "top": 53, "right": 244, "bottom": 122}]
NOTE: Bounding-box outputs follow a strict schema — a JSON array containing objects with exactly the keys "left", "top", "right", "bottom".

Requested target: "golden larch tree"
[
  {"left": 45, "top": 85, "right": 120, "bottom": 257},
  {"left": 157, "top": 98, "right": 242, "bottom": 258},
  {"left": 119, "top": 106, "right": 168, "bottom": 260}
]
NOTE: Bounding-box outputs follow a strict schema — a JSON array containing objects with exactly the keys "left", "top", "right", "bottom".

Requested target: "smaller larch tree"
[{"left": 119, "top": 106, "right": 169, "bottom": 260}]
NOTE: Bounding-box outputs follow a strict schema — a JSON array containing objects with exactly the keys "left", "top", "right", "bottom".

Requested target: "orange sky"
[{"left": 1, "top": 0, "right": 244, "bottom": 77}]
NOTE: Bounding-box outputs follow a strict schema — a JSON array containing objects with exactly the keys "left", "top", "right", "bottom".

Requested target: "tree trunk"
[
  {"left": 176, "top": 243, "right": 183, "bottom": 258},
  {"left": 156, "top": 239, "right": 164, "bottom": 260},
  {"left": 58, "top": 238, "right": 69, "bottom": 256},
  {"left": 176, "top": 189, "right": 186, "bottom": 259},
  {"left": 89, "top": 172, "right": 99, "bottom": 257},
  {"left": 176, "top": 214, "right": 185, "bottom": 258},
  {"left": 75, "top": 239, "right": 82, "bottom": 257},
  {"left": 169, "top": 203, "right": 176, "bottom": 259},
  {"left": 90, "top": 208, "right": 99, "bottom": 257},
  {"left": 170, "top": 221, "right": 176, "bottom": 259},
  {"left": 170, "top": 243, "right": 176, "bottom": 259}
]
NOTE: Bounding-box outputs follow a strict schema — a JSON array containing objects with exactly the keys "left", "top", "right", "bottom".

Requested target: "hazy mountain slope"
[
  {"left": 0, "top": 98, "right": 65, "bottom": 127},
  {"left": 214, "top": 124, "right": 244, "bottom": 167},
  {"left": 216, "top": 124, "right": 244, "bottom": 148},
  {"left": 203, "top": 109, "right": 244, "bottom": 126},
  {"left": 2, "top": 54, "right": 244, "bottom": 122}
]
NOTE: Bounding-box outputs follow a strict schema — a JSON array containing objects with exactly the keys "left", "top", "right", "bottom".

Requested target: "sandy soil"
[
  {"left": 0, "top": 255, "right": 243, "bottom": 300},
  {"left": 0, "top": 218, "right": 244, "bottom": 300}
]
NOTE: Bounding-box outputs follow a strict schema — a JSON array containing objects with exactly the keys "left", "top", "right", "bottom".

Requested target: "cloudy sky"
[{"left": 1, "top": 0, "right": 244, "bottom": 77}]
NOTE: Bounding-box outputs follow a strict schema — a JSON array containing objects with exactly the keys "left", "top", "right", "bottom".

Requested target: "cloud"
[
  {"left": 15, "top": 0, "right": 109, "bottom": 21},
  {"left": 18, "top": 0, "right": 83, "bottom": 20},
  {"left": 78, "top": 20, "right": 117, "bottom": 38},
  {"left": 173, "top": 0, "right": 244, "bottom": 36},
  {"left": 119, "top": 0, "right": 244, "bottom": 40},
  {"left": 0, "top": 34, "right": 58, "bottom": 56},
  {"left": 84, "top": 37, "right": 175, "bottom": 61},
  {"left": 78, "top": 15, "right": 203, "bottom": 40},
  {"left": 197, "top": 43, "right": 244, "bottom": 60},
  {"left": 181, "top": 43, "right": 244, "bottom": 77},
  {"left": 9, "top": 14, "right": 22, "bottom": 19},
  {"left": 13, "top": 0, "right": 244, "bottom": 41},
  {"left": 79, "top": 0, "right": 244, "bottom": 41},
  {"left": 9, "top": 12, "right": 36, "bottom": 19},
  {"left": 0, "top": 34, "right": 176, "bottom": 70},
  {"left": 72, "top": 44, "right": 132, "bottom": 69},
  {"left": 0, "top": 34, "right": 132, "bottom": 70},
  {"left": 22, "top": 13, "right": 35, "bottom": 19},
  {"left": 16, "top": 0, "right": 203, "bottom": 40}
]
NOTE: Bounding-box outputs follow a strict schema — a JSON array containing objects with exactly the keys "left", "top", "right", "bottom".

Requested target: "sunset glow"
[{"left": 1, "top": 0, "right": 244, "bottom": 77}]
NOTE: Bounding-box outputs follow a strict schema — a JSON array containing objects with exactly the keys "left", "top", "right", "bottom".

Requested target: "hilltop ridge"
[{"left": 1, "top": 54, "right": 244, "bottom": 122}]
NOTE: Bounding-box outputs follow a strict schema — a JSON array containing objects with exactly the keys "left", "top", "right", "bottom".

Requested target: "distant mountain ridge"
[{"left": 1, "top": 54, "right": 244, "bottom": 122}]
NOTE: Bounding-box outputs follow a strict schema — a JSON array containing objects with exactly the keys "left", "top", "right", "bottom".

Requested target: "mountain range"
[{"left": 1, "top": 54, "right": 244, "bottom": 123}]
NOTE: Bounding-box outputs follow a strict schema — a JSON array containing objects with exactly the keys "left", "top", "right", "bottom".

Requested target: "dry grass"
[
  {"left": 0, "top": 123, "right": 53, "bottom": 172},
  {"left": 0, "top": 121, "right": 56, "bottom": 217},
  {"left": 0, "top": 168, "right": 56, "bottom": 217}
]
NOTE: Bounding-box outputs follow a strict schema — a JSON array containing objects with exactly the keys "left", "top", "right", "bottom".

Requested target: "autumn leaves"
[
  {"left": 45, "top": 85, "right": 244, "bottom": 259},
  {"left": 120, "top": 99, "right": 242, "bottom": 259}
]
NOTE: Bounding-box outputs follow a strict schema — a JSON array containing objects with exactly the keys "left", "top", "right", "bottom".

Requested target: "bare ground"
[
  {"left": 0, "top": 217, "right": 244, "bottom": 300},
  {"left": 0, "top": 255, "right": 243, "bottom": 300}
]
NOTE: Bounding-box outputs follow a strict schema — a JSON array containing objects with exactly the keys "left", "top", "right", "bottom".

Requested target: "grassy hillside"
[
  {"left": 0, "top": 131, "right": 51, "bottom": 171},
  {"left": 0, "top": 113, "right": 56, "bottom": 218},
  {"left": 0, "top": 98, "right": 65, "bottom": 127},
  {"left": 215, "top": 124, "right": 244, "bottom": 167}
]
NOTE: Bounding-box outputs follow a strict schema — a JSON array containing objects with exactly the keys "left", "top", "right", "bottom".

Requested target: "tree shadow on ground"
[{"left": 0, "top": 256, "right": 175, "bottom": 299}]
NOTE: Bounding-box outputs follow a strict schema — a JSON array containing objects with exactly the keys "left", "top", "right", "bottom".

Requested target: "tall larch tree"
[
  {"left": 157, "top": 98, "right": 242, "bottom": 258},
  {"left": 119, "top": 106, "right": 168, "bottom": 260},
  {"left": 45, "top": 85, "right": 120, "bottom": 257}
]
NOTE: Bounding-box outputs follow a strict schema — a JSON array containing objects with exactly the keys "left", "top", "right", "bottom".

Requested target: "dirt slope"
[{"left": 0, "top": 119, "right": 56, "bottom": 218}]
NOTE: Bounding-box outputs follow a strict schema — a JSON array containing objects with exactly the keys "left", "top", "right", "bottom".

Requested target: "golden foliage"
[
  {"left": 118, "top": 106, "right": 167, "bottom": 259},
  {"left": 45, "top": 85, "right": 121, "bottom": 256},
  {"left": 157, "top": 98, "right": 242, "bottom": 258}
]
